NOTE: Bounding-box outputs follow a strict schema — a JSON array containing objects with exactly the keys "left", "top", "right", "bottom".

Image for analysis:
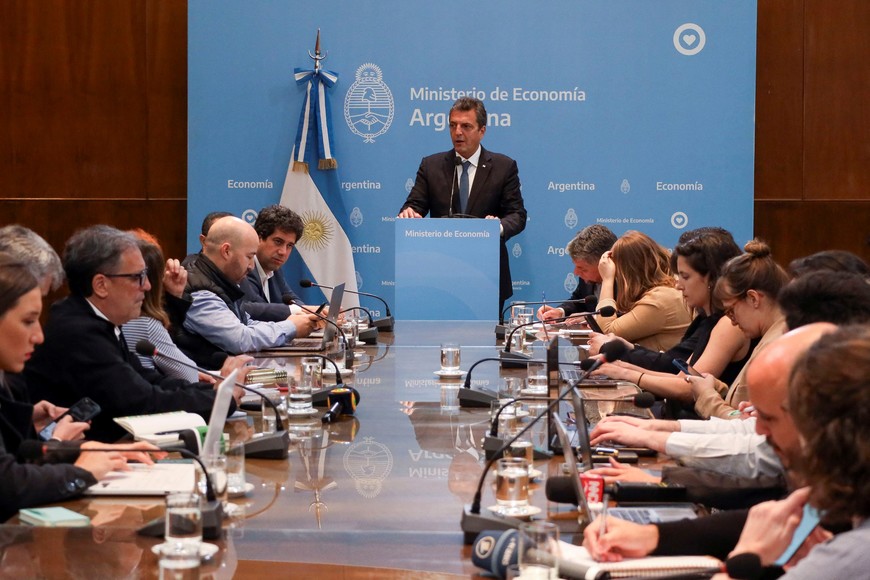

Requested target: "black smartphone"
[
  {"left": 672, "top": 358, "right": 703, "bottom": 377},
  {"left": 39, "top": 397, "right": 101, "bottom": 440}
]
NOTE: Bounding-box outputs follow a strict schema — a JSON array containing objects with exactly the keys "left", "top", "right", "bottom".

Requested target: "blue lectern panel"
[{"left": 395, "top": 219, "right": 500, "bottom": 320}]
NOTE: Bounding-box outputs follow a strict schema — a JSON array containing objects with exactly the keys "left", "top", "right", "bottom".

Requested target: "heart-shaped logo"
[
  {"left": 675, "top": 216, "right": 685, "bottom": 224},
  {"left": 682, "top": 34, "right": 697, "bottom": 46}
]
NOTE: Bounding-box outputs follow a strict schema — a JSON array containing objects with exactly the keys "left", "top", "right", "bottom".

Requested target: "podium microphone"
[
  {"left": 448, "top": 155, "right": 461, "bottom": 218},
  {"left": 299, "top": 279, "right": 394, "bottom": 332},
  {"left": 461, "top": 340, "right": 627, "bottom": 543},
  {"left": 19, "top": 440, "right": 225, "bottom": 540},
  {"left": 136, "top": 340, "right": 290, "bottom": 459},
  {"left": 459, "top": 357, "right": 541, "bottom": 408},
  {"left": 339, "top": 305, "right": 378, "bottom": 344}
]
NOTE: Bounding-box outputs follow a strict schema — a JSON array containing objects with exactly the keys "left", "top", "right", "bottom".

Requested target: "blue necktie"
[{"left": 459, "top": 160, "right": 471, "bottom": 213}]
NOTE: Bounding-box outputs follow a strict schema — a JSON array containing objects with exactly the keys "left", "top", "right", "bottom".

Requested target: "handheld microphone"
[
  {"left": 321, "top": 387, "right": 359, "bottom": 423},
  {"left": 461, "top": 341, "right": 627, "bottom": 542},
  {"left": 135, "top": 339, "right": 290, "bottom": 459},
  {"left": 19, "top": 440, "right": 225, "bottom": 540},
  {"left": 299, "top": 279, "right": 394, "bottom": 332}
]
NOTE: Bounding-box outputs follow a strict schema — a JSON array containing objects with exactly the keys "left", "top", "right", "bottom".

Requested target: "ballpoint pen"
[{"left": 599, "top": 492, "right": 609, "bottom": 541}]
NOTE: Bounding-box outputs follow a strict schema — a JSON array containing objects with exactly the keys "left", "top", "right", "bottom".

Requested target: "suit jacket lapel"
[{"left": 467, "top": 147, "right": 492, "bottom": 215}]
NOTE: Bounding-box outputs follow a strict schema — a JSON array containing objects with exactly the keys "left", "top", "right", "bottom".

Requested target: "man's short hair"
[
  {"left": 450, "top": 97, "right": 487, "bottom": 128},
  {"left": 200, "top": 211, "right": 233, "bottom": 237},
  {"left": 779, "top": 271, "right": 870, "bottom": 329},
  {"left": 788, "top": 250, "right": 869, "bottom": 278},
  {"left": 63, "top": 225, "right": 139, "bottom": 298},
  {"left": 565, "top": 225, "right": 617, "bottom": 264},
  {"left": 253, "top": 205, "right": 304, "bottom": 241},
  {"left": 0, "top": 224, "right": 65, "bottom": 291}
]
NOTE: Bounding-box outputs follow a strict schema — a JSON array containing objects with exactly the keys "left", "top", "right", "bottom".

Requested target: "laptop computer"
[
  {"left": 556, "top": 390, "right": 698, "bottom": 525},
  {"left": 266, "top": 282, "right": 345, "bottom": 352}
]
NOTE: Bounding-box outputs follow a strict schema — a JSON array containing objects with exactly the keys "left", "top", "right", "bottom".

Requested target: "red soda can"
[{"left": 579, "top": 472, "right": 605, "bottom": 504}]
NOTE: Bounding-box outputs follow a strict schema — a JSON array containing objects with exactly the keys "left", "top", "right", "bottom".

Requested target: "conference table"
[{"left": 1, "top": 321, "right": 628, "bottom": 578}]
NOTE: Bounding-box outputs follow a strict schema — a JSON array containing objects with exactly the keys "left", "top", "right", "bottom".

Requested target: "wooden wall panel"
[
  {"left": 145, "top": 0, "right": 187, "bottom": 198},
  {"left": 0, "top": 0, "right": 149, "bottom": 199},
  {"left": 754, "top": 0, "right": 805, "bottom": 201},
  {"left": 755, "top": 200, "right": 870, "bottom": 266},
  {"left": 803, "top": 0, "right": 870, "bottom": 200}
]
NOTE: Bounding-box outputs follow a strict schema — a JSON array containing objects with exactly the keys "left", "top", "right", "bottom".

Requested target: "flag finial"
[{"left": 308, "top": 29, "right": 327, "bottom": 72}]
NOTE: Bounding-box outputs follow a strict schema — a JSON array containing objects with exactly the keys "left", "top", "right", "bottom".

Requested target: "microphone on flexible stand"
[
  {"left": 459, "top": 357, "right": 538, "bottom": 408},
  {"left": 339, "top": 305, "right": 378, "bottom": 345},
  {"left": 19, "top": 440, "right": 225, "bottom": 540},
  {"left": 496, "top": 295, "right": 596, "bottom": 334},
  {"left": 294, "top": 302, "right": 353, "bottom": 371},
  {"left": 299, "top": 279, "right": 394, "bottom": 332},
  {"left": 136, "top": 340, "right": 290, "bottom": 459},
  {"left": 460, "top": 340, "right": 628, "bottom": 543}
]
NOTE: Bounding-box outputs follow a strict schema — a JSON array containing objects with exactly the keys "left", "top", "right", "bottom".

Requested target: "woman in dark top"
[
  {"left": 589, "top": 230, "right": 753, "bottom": 408},
  {"left": 0, "top": 256, "right": 156, "bottom": 521}
]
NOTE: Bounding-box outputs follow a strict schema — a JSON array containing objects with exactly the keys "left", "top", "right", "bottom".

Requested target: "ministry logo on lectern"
[{"left": 344, "top": 63, "right": 394, "bottom": 143}]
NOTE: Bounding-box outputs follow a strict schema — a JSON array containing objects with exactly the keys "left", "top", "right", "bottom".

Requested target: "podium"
[{"left": 395, "top": 218, "right": 500, "bottom": 320}]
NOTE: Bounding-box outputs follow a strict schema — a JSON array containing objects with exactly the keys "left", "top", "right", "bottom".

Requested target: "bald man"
[{"left": 176, "top": 216, "right": 318, "bottom": 366}]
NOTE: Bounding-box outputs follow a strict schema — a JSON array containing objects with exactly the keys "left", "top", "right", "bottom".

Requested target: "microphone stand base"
[
  {"left": 499, "top": 349, "right": 532, "bottom": 368},
  {"left": 494, "top": 324, "right": 506, "bottom": 339},
  {"left": 243, "top": 430, "right": 290, "bottom": 460},
  {"left": 458, "top": 387, "right": 499, "bottom": 408},
  {"left": 358, "top": 326, "right": 378, "bottom": 344},
  {"left": 483, "top": 435, "right": 554, "bottom": 461},
  {"left": 460, "top": 505, "right": 524, "bottom": 545},
  {"left": 138, "top": 500, "right": 225, "bottom": 540},
  {"left": 373, "top": 317, "right": 394, "bottom": 333}
]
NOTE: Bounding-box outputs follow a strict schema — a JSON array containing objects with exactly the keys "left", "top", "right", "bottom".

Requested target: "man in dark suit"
[
  {"left": 537, "top": 224, "right": 616, "bottom": 321},
  {"left": 25, "top": 225, "right": 243, "bottom": 442},
  {"left": 240, "top": 204, "right": 305, "bottom": 322},
  {"left": 398, "top": 97, "right": 527, "bottom": 315}
]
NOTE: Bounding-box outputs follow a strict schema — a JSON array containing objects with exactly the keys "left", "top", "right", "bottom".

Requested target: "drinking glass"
[
  {"left": 288, "top": 357, "right": 319, "bottom": 415},
  {"left": 440, "top": 342, "right": 460, "bottom": 371},
  {"left": 518, "top": 521, "right": 560, "bottom": 579},
  {"left": 495, "top": 457, "right": 530, "bottom": 515},
  {"left": 164, "top": 492, "right": 203, "bottom": 550},
  {"left": 225, "top": 442, "right": 246, "bottom": 496},
  {"left": 525, "top": 361, "right": 548, "bottom": 395}
]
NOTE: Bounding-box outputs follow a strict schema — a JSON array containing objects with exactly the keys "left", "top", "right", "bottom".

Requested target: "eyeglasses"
[
  {"left": 101, "top": 269, "right": 149, "bottom": 287},
  {"left": 722, "top": 296, "right": 745, "bottom": 321}
]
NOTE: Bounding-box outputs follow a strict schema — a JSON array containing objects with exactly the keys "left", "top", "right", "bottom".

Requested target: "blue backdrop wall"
[{"left": 189, "top": 0, "right": 757, "bottom": 317}]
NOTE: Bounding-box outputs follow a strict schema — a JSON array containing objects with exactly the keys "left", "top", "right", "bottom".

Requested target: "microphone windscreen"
[
  {"left": 281, "top": 293, "right": 295, "bottom": 305},
  {"left": 299, "top": 279, "right": 313, "bottom": 288},
  {"left": 578, "top": 358, "right": 597, "bottom": 371},
  {"left": 545, "top": 475, "right": 578, "bottom": 504},
  {"left": 598, "top": 305, "right": 617, "bottom": 317},
  {"left": 584, "top": 295, "right": 597, "bottom": 304},
  {"left": 634, "top": 392, "right": 656, "bottom": 408},
  {"left": 599, "top": 340, "right": 628, "bottom": 363},
  {"left": 471, "top": 529, "right": 519, "bottom": 578},
  {"left": 135, "top": 339, "right": 157, "bottom": 357},
  {"left": 725, "top": 553, "right": 762, "bottom": 580}
]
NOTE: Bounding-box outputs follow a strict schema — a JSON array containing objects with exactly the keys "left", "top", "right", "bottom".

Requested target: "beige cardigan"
[
  {"left": 596, "top": 286, "right": 693, "bottom": 352},
  {"left": 694, "top": 315, "right": 788, "bottom": 419}
]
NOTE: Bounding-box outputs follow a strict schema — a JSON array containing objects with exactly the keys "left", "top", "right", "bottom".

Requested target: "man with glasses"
[{"left": 26, "top": 225, "right": 241, "bottom": 442}]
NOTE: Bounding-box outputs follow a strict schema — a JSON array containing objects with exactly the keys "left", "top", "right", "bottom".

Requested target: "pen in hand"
[{"left": 598, "top": 492, "right": 609, "bottom": 541}]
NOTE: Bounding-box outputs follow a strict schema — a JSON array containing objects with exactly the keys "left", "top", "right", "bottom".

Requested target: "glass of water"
[
  {"left": 440, "top": 342, "right": 460, "bottom": 371},
  {"left": 164, "top": 492, "right": 202, "bottom": 550},
  {"left": 288, "top": 357, "right": 319, "bottom": 415},
  {"left": 495, "top": 457, "right": 530, "bottom": 515},
  {"left": 526, "top": 360, "right": 548, "bottom": 396},
  {"left": 518, "top": 521, "right": 561, "bottom": 579}
]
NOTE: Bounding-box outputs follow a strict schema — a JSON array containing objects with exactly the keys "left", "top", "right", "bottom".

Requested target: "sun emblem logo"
[{"left": 299, "top": 210, "right": 334, "bottom": 252}]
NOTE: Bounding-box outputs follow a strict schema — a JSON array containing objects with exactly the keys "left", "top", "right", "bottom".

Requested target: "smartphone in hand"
[
  {"left": 672, "top": 358, "right": 703, "bottom": 377},
  {"left": 39, "top": 397, "right": 101, "bottom": 440}
]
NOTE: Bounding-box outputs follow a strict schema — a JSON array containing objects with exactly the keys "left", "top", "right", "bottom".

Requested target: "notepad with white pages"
[{"left": 558, "top": 542, "right": 721, "bottom": 579}]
